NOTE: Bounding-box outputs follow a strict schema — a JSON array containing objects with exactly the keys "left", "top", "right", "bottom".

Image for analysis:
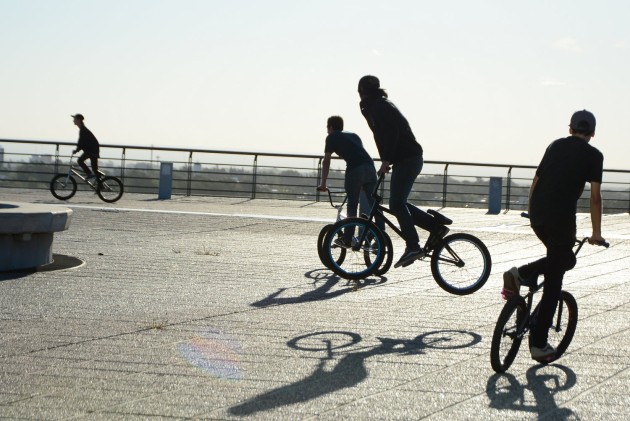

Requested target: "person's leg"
[
  {"left": 389, "top": 156, "right": 422, "bottom": 248},
  {"left": 503, "top": 225, "right": 548, "bottom": 296},
  {"left": 530, "top": 229, "right": 576, "bottom": 351},
  {"left": 90, "top": 157, "right": 99, "bottom": 179},
  {"left": 77, "top": 154, "right": 92, "bottom": 176}
]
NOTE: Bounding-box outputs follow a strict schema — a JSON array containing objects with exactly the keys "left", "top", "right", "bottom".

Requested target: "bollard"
[
  {"left": 158, "top": 162, "right": 173, "bottom": 200},
  {"left": 488, "top": 177, "right": 502, "bottom": 214}
]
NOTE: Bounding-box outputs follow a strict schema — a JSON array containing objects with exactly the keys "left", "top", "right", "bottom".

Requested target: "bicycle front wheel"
[
  {"left": 322, "top": 217, "right": 386, "bottom": 280},
  {"left": 430, "top": 233, "right": 492, "bottom": 295},
  {"left": 50, "top": 174, "right": 77, "bottom": 200},
  {"left": 490, "top": 295, "right": 527, "bottom": 373},
  {"left": 534, "top": 290, "right": 578, "bottom": 363},
  {"left": 97, "top": 176, "right": 124, "bottom": 203}
]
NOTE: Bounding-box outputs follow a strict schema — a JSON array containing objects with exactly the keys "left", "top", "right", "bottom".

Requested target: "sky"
[{"left": 1, "top": 0, "right": 630, "bottom": 169}]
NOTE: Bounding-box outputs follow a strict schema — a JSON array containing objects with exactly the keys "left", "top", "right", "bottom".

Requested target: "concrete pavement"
[{"left": 1, "top": 188, "right": 629, "bottom": 420}]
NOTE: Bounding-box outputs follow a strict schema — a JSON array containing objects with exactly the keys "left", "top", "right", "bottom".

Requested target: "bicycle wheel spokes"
[
  {"left": 546, "top": 291, "right": 578, "bottom": 361},
  {"left": 430, "top": 233, "right": 492, "bottom": 295},
  {"left": 96, "top": 176, "right": 124, "bottom": 203},
  {"left": 50, "top": 174, "right": 77, "bottom": 200},
  {"left": 323, "top": 218, "right": 385, "bottom": 280},
  {"left": 490, "top": 295, "right": 527, "bottom": 373}
]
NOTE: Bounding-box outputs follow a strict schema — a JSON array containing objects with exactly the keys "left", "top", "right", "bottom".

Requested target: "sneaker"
[
  {"left": 333, "top": 238, "right": 352, "bottom": 249},
  {"left": 530, "top": 343, "right": 556, "bottom": 362},
  {"left": 501, "top": 267, "right": 522, "bottom": 299},
  {"left": 394, "top": 248, "right": 424, "bottom": 268}
]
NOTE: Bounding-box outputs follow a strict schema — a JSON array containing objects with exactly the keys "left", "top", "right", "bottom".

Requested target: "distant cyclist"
[
  {"left": 71, "top": 114, "right": 100, "bottom": 181},
  {"left": 503, "top": 109, "right": 605, "bottom": 362}
]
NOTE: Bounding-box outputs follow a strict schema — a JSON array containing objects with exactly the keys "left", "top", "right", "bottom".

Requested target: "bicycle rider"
[
  {"left": 358, "top": 75, "right": 447, "bottom": 268},
  {"left": 502, "top": 109, "right": 605, "bottom": 362},
  {"left": 71, "top": 114, "right": 100, "bottom": 182},
  {"left": 317, "top": 116, "right": 381, "bottom": 245}
]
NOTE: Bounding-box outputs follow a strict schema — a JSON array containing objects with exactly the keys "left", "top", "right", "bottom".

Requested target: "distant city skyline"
[{"left": 1, "top": 0, "right": 629, "bottom": 169}]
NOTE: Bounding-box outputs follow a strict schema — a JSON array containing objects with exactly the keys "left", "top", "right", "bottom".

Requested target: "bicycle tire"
[
  {"left": 50, "top": 174, "right": 77, "bottom": 201},
  {"left": 490, "top": 295, "right": 527, "bottom": 373},
  {"left": 533, "top": 290, "right": 578, "bottom": 363},
  {"left": 430, "top": 233, "right": 492, "bottom": 295},
  {"left": 97, "top": 176, "right": 124, "bottom": 203},
  {"left": 322, "top": 217, "right": 386, "bottom": 280},
  {"left": 317, "top": 224, "right": 346, "bottom": 269},
  {"left": 373, "top": 231, "right": 393, "bottom": 276}
]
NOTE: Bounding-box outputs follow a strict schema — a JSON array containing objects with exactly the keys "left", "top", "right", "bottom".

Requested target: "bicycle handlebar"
[{"left": 521, "top": 212, "right": 609, "bottom": 248}]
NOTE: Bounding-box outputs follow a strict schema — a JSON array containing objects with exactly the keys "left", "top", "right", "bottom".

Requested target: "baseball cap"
[
  {"left": 71, "top": 114, "right": 84, "bottom": 120},
  {"left": 569, "top": 110, "right": 596, "bottom": 133},
  {"left": 358, "top": 75, "right": 380, "bottom": 93}
]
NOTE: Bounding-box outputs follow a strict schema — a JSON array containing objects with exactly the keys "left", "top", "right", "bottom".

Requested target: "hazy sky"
[{"left": 1, "top": 0, "right": 629, "bottom": 169}]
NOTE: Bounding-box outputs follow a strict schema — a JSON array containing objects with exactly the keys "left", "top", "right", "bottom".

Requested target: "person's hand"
[
  {"left": 377, "top": 161, "right": 391, "bottom": 175},
  {"left": 316, "top": 185, "right": 327, "bottom": 192},
  {"left": 588, "top": 233, "right": 606, "bottom": 245}
]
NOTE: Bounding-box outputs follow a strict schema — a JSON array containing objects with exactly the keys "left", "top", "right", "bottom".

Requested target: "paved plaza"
[{"left": 1, "top": 187, "right": 629, "bottom": 420}]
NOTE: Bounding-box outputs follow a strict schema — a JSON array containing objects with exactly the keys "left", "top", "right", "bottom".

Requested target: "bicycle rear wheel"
[
  {"left": 430, "top": 233, "right": 491, "bottom": 295},
  {"left": 317, "top": 224, "right": 346, "bottom": 270},
  {"left": 97, "top": 176, "right": 124, "bottom": 203},
  {"left": 322, "top": 217, "right": 386, "bottom": 280},
  {"left": 533, "top": 290, "right": 578, "bottom": 363},
  {"left": 490, "top": 295, "right": 528, "bottom": 373},
  {"left": 50, "top": 174, "right": 77, "bottom": 200}
]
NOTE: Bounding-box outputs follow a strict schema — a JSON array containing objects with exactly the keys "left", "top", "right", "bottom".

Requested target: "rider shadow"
[
  {"left": 487, "top": 364, "right": 578, "bottom": 419},
  {"left": 250, "top": 269, "right": 387, "bottom": 308},
  {"left": 228, "top": 329, "right": 481, "bottom": 416}
]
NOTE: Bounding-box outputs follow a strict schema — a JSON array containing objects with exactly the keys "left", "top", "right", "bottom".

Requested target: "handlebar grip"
[
  {"left": 520, "top": 212, "right": 529, "bottom": 219},
  {"left": 598, "top": 241, "right": 610, "bottom": 248}
]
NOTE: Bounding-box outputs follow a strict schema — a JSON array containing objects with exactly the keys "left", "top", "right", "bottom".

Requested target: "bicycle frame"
[{"left": 515, "top": 237, "right": 607, "bottom": 339}]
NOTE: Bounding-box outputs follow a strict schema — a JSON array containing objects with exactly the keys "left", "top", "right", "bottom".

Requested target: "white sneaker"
[
  {"left": 501, "top": 267, "right": 522, "bottom": 299},
  {"left": 530, "top": 343, "right": 556, "bottom": 362}
]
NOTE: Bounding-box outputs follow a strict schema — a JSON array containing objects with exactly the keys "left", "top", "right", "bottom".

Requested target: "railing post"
[
  {"left": 187, "top": 151, "right": 193, "bottom": 196},
  {"left": 252, "top": 154, "right": 258, "bottom": 199},
  {"left": 316, "top": 157, "right": 323, "bottom": 202},
  {"left": 54, "top": 144, "right": 60, "bottom": 174},
  {"left": 505, "top": 166, "right": 513, "bottom": 212},
  {"left": 121, "top": 147, "right": 126, "bottom": 181},
  {"left": 442, "top": 164, "right": 449, "bottom": 208}
]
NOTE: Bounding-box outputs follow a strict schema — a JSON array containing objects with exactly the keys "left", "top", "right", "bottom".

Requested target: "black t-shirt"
[
  {"left": 530, "top": 136, "right": 603, "bottom": 230},
  {"left": 359, "top": 95, "right": 423, "bottom": 163},
  {"left": 77, "top": 126, "right": 100, "bottom": 157},
  {"left": 325, "top": 131, "right": 374, "bottom": 171}
]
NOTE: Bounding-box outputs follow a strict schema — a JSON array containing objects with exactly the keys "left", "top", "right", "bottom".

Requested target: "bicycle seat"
[{"left": 427, "top": 209, "right": 453, "bottom": 226}]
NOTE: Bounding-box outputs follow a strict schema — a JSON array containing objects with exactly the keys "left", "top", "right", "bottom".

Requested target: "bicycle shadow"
[
  {"left": 250, "top": 269, "right": 387, "bottom": 308},
  {"left": 228, "top": 329, "right": 481, "bottom": 416},
  {"left": 486, "top": 364, "right": 578, "bottom": 419}
]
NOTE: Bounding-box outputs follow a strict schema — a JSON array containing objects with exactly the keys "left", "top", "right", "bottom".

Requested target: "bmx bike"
[
  {"left": 50, "top": 156, "right": 124, "bottom": 203},
  {"left": 320, "top": 174, "right": 492, "bottom": 295},
  {"left": 317, "top": 188, "right": 393, "bottom": 276},
  {"left": 490, "top": 216, "right": 609, "bottom": 373}
]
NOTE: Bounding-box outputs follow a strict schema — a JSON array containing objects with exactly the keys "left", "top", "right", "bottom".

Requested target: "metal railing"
[{"left": 1, "top": 138, "right": 629, "bottom": 214}]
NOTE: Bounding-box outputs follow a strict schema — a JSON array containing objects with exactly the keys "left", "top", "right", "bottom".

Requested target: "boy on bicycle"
[
  {"left": 317, "top": 116, "right": 379, "bottom": 246},
  {"left": 503, "top": 109, "right": 605, "bottom": 361},
  {"left": 358, "top": 75, "right": 447, "bottom": 268},
  {"left": 71, "top": 114, "right": 100, "bottom": 181}
]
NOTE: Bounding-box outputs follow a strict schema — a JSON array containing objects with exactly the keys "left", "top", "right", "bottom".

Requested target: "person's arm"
[
  {"left": 317, "top": 153, "right": 332, "bottom": 191},
  {"left": 588, "top": 181, "right": 604, "bottom": 244}
]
